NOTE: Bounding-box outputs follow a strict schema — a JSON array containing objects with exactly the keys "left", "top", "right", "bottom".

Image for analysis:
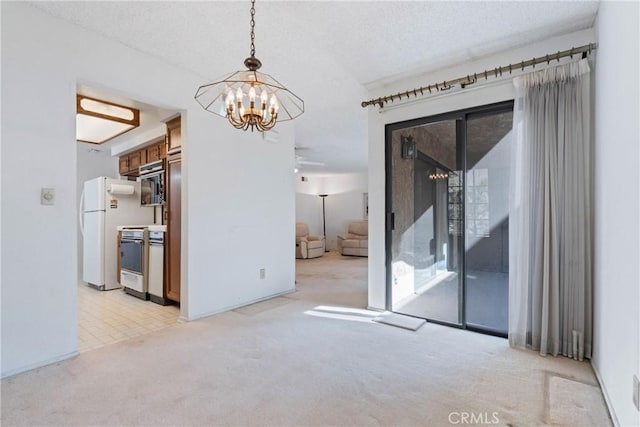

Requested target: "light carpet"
[{"left": 1, "top": 251, "right": 611, "bottom": 426}]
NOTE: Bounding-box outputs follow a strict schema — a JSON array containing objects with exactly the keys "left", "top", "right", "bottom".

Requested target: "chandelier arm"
[
  {"left": 255, "top": 118, "right": 275, "bottom": 132},
  {"left": 258, "top": 114, "right": 277, "bottom": 131},
  {"left": 227, "top": 113, "right": 245, "bottom": 128}
]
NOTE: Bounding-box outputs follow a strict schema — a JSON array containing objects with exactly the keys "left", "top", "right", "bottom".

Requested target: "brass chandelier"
[{"left": 195, "top": 0, "right": 304, "bottom": 132}]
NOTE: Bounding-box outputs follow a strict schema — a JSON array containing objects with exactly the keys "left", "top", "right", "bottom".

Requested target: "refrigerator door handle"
[{"left": 79, "top": 189, "right": 85, "bottom": 237}]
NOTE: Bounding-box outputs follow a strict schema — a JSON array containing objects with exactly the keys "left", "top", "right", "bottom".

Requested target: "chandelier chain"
[{"left": 249, "top": 0, "right": 256, "bottom": 57}]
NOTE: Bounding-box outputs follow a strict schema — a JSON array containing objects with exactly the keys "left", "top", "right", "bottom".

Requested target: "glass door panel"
[
  {"left": 464, "top": 111, "right": 513, "bottom": 334},
  {"left": 389, "top": 119, "right": 463, "bottom": 325}
]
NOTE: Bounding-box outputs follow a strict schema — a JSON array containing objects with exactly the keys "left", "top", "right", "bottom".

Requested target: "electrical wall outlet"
[
  {"left": 633, "top": 375, "right": 639, "bottom": 411},
  {"left": 41, "top": 188, "right": 55, "bottom": 205},
  {"left": 259, "top": 268, "right": 266, "bottom": 280}
]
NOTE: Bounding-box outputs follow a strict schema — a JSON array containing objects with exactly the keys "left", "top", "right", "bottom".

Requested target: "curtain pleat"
[{"left": 509, "top": 59, "right": 592, "bottom": 360}]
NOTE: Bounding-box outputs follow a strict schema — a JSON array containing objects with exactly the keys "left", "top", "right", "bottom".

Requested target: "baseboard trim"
[
  {"left": 186, "top": 288, "right": 296, "bottom": 322},
  {"left": 1, "top": 350, "right": 79, "bottom": 379},
  {"left": 591, "top": 361, "right": 621, "bottom": 427},
  {"left": 366, "top": 306, "right": 385, "bottom": 312}
]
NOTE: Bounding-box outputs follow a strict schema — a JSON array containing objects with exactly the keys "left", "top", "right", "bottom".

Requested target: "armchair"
[
  {"left": 337, "top": 220, "right": 368, "bottom": 257},
  {"left": 295, "top": 223, "right": 325, "bottom": 259}
]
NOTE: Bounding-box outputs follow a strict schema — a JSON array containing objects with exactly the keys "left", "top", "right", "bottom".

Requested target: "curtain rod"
[{"left": 361, "top": 43, "right": 597, "bottom": 109}]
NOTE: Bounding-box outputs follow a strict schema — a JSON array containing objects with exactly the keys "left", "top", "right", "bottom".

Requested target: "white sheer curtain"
[{"left": 509, "top": 58, "right": 592, "bottom": 360}]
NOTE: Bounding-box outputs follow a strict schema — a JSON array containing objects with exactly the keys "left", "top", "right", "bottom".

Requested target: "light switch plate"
[
  {"left": 633, "top": 375, "right": 639, "bottom": 411},
  {"left": 259, "top": 268, "right": 266, "bottom": 280},
  {"left": 41, "top": 188, "right": 55, "bottom": 205}
]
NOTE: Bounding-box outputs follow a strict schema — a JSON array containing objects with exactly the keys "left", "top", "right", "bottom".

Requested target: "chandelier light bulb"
[
  {"left": 236, "top": 88, "right": 243, "bottom": 101},
  {"left": 249, "top": 87, "right": 256, "bottom": 102}
]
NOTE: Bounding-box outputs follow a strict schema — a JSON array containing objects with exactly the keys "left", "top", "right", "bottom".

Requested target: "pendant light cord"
[{"left": 250, "top": 0, "right": 256, "bottom": 57}]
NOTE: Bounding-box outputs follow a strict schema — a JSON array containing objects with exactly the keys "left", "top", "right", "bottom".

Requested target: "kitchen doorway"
[
  {"left": 76, "top": 83, "right": 184, "bottom": 352},
  {"left": 385, "top": 101, "right": 513, "bottom": 336}
]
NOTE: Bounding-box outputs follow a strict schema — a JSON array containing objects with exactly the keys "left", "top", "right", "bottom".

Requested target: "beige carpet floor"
[{"left": 1, "top": 252, "right": 611, "bottom": 426}]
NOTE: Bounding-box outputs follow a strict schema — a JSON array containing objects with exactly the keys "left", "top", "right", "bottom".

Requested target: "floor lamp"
[{"left": 319, "top": 194, "right": 329, "bottom": 252}]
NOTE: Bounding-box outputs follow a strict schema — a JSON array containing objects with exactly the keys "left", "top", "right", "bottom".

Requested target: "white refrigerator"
[{"left": 81, "top": 177, "right": 154, "bottom": 290}]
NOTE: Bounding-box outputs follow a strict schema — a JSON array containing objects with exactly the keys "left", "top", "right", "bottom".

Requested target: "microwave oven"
[{"left": 139, "top": 161, "right": 165, "bottom": 206}]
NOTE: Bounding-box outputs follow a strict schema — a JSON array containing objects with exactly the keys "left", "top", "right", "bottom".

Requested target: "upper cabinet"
[
  {"left": 118, "top": 156, "right": 131, "bottom": 176},
  {"left": 128, "top": 150, "right": 145, "bottom": 171},
  {"left": 145, "top": 140, "right": 167, "bottom": 164},
  {"left": 117, "top": 116, "right": 178, "bottom": 177},
  {"left": 118, "top": 140, "right": 165, "bottom": 177},
  {"left": 119, "top": 151, "right": 146, "bottom": 176},
  {"left": 166, "top": 117, "right": 181, "bottom": 154}
]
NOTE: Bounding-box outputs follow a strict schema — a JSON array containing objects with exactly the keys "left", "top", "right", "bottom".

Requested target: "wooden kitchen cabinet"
[
  {"left": 146, "top": 145, "right": 159, "bottom": 163},
  {"left": 118, "top": 156, "right": 130, "bottom": 176},
  {"left": 166, "top": 116, "right": 181, "bottom": 153},
  {"left": 165, "top": 151, "right": 181, "bottom": 303},
  {"left": 128, "top": 150, "right": 145, "bottom": 171},
  {"left": 119, "top": 150, "right": 144, "bottom": 176},
  {"left": 158, "top": 141, "right": 167, "bottom": 159},
  {"left": 145, "top": 141, "right": 167, "bottom": 163},
  {"left": 119, "top": 143, "right": 163, "bottom": 176}
]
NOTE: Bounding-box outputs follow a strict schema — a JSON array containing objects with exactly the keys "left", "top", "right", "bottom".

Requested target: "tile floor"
[{"left": 77, "top": 284, "right": 180, "bottom": 353}]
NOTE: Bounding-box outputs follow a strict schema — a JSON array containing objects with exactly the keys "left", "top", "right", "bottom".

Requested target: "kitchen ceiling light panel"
[{"left": 76, "top": 95, "right": 140, "bottom": 144}]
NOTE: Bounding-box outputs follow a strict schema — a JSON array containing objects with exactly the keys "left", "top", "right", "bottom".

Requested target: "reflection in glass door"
[
  {"left": 386, "top": 102, "right": 513, "bottom": 335},
  {"left": 387, "top": 119, "right": 463, "bottom": 325}
]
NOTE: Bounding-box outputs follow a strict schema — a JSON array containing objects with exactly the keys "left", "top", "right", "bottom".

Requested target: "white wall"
[
  {"left": 1, "top": 3, "right": 295, "bottom": 377},
  {"left": 592, "top": 3, "right": 640, "bottom": 426},
  {"left": 295, "top": 193, "right": 323, "bottom": 237},
  {"left": 366, "top": 28, "right": 595, "bottom": 310},
  {"left": 295, "top": 173, "right": 368, "bottom": 250}
]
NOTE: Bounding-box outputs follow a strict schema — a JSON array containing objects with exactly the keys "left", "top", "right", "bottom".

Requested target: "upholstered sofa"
[
  {"left": 337, "top": 220, "right": 368, "bottom": 257},
  {"left": 295, "top": 223, "right": 325, "bottom": 259}
]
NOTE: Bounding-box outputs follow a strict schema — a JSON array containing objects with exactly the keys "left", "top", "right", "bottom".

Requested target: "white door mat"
[{"left": 373, "top": 312, "right": 426, "bottom": 331}]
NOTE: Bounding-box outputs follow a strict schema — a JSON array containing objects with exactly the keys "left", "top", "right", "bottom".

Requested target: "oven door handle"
[{"left": 120, "top": 239, "right": 144, "bottom": 244}]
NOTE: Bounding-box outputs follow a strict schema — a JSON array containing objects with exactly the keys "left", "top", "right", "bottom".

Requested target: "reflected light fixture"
[
  {"left": 428, "top": 173, "right": 449, "bottom": 180},
  {"left": 76, "top": 95, "right": 140, "bottom": 144},
  {"left": 401, "top": 135, "right": 417, "bottom": 159},
  {"left": 195, "top": 0, "right": 304, "bottom": 132}
]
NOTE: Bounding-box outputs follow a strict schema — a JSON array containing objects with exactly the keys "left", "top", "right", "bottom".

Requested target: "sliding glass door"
[
  {"left": 465, "top": 110, "right": 513, "bottom": 334},
  {"left": 386, "top": 102, "right": 513, "bottom": 335},
  {"left": 387, "top": 118, "right": 463, "bottom": 325}
]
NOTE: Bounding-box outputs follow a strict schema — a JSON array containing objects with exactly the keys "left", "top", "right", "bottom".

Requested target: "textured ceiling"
[{"left": 29, "top": 1, "right": 599, "bottom": 173}]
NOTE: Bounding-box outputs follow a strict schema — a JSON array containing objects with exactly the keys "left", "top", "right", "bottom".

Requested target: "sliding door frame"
[{"left": 384, "top": 100, "right": 514, "bottom": 337}]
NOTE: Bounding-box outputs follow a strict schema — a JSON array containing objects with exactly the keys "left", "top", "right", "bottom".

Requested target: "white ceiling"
[{"left": 31, "top": 1, "right": 599, "bottom": 173}]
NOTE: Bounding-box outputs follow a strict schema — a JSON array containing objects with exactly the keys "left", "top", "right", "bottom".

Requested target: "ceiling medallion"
[{"left": 195, "top": 0, "right": 304, "bottom": 132}]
